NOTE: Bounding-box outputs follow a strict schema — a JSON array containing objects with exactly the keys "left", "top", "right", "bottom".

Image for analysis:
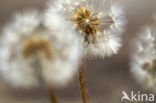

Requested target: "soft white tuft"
[
  {"left": 0, "top": 10, "right": 81, "bottom": 88},
  {"left": 130, "top": 26, "right": 156, "bottom": 91}
]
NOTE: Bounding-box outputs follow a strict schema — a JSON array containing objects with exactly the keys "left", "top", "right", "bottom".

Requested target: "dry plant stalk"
[
  {"left": 79, "top": 63, "right": 90, "bottom": 103},
  {"left": 49, "top": 88, "right": 58, "bottom": 103}
]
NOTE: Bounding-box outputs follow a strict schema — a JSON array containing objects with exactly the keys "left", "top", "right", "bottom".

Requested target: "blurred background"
[{"left": 0, "top": 0, "right": 156, "bottom": 103}]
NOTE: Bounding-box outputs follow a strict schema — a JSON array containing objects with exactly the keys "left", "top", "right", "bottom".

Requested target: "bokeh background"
[{"left": 0, "top": 0, "right": 156, "bottom": 103}]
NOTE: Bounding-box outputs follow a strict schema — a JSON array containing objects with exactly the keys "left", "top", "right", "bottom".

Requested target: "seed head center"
[
  {"left": 143, "top": 60, "right": 156, "bottom": 73},
  {"left": 73, "top": 7, "right": 100, "bottom": 35},
  {"left": 85, "top": 19, "right": 90, "bottom": 23},
  {"left": 23, "top": 37, "right": 52, "bottom": 58}
]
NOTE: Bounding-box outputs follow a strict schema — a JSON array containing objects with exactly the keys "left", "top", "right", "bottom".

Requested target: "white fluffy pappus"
[
  {"left": 86, "top": 30, "right": 122, "bottom": 58},
  {"left": 46, "top": 0, "right": 126, "bottom": 58},
  {"left": 0, "top": 10, "right": 81, "bottom": 88},
  {"left": 130, "top": 26, "right": 156, "bottom": 91}
]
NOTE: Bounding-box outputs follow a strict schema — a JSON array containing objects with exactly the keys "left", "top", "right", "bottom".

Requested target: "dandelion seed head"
[
  {"left": 0, "top": 10, "right": 81, "bottom": 88},
  {"left": 130, "top": 26, "right": 156, "bottom": 91},
  {"left": 47, "top": 0, "right": 126, "bottom": 58}
]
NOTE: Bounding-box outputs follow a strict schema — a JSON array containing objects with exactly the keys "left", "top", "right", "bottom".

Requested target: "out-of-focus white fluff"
[
  {"left": 0, "top": 10, "right": 81, "bottom": 88},
  {"left": 46, "top": 0, "right": 126, "bottom": 58},
  {"left": 130, "top": 26, "right": 156, "bottom": 91}
]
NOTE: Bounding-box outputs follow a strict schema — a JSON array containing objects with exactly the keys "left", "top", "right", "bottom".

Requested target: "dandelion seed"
[{"left": 46, "top": 0, "right": 126, "bottom": 58}]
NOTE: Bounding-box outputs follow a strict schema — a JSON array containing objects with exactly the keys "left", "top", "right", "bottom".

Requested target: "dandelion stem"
[
  {"left": 79, "top": 63, "right": 90, "bottom": 103},
  {"left": 48, "top": 88, "right": 58, "bottom": 103}
]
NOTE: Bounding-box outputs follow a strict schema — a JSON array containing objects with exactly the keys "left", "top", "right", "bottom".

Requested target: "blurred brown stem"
[
  {"left": 48, "top": 88, "right": 58, "bottom": 103},
  {"left": 79, "top": 63, "right": 90, "bottom": 103}
]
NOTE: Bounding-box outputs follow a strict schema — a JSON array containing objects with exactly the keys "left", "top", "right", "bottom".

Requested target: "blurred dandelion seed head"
[
  {"left": 131, "top": 26, "right": 156, "bottom": 92},
  {"left": 47, "top": 0, "right": 126, "bottom": 58},
  {"left": 0, "top": 10, "right": 81, "bottom": 88}
]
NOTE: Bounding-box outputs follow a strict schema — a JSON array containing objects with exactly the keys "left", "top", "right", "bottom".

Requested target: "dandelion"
[
  {"left": 0, "top": 10, "right": 81, "bottom": 103},
  {"left": 46, "top": 0, "right": 126, "bottom": 58},
  {"left": 46, "top": 0, "right": 126, "bottom": 103},
  {"left": 130, "top": 26, "right": 156, "bottom": 92}
]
